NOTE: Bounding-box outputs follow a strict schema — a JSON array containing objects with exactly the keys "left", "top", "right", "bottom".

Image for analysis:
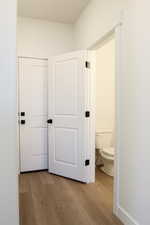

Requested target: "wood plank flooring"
[{"left": 19, "top": 169, "right": 123, "bottom": 225}]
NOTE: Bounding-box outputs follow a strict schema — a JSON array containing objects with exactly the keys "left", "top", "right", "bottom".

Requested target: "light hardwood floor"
[{"left": 19, "top": 169, "right": 123, "bottom": 225}]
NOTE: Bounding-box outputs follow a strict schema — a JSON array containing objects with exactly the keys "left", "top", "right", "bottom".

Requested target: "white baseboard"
[{"left": 116, "top": 206, "right": 139, "bottom": 225}]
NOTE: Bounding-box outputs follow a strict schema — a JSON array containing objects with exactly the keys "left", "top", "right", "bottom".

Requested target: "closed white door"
[
  {"left": 19, "top": 57, "right": 48, "bottom": 172},
  {"left": 48, "top": 51, "right": 95, "bottom": 183}
]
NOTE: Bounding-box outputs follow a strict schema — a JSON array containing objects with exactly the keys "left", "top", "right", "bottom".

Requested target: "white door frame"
[
  {"left": 88, "top": 18, "right": 123, "bottom": 215},
  {"left": 17, "top": 56, "right": 48, "bottom": 173}
]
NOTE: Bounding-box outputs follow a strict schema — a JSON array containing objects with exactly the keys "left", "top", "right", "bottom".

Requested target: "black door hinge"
[
  {"left": 21, "top": 112, "right": 25, "bottom": 116},
  {"left": 85, "top": 111, "right": 90, "bottom": 118},
  {"left": 85, "top": 159, "right": 90, "bottom": 166},
  {"left": 47, "top": 119, "right": 53, "bottom": 124},
  {"left": 85, "top": 61, "right": 90, "bottom": 68},
  {"left": 21, "top": 120, "right": 26, "bottom": 125}
]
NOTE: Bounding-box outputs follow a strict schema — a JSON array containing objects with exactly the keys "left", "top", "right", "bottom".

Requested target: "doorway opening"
[{"left": 94, "top": 33, "right": 116, "bottom": 215}]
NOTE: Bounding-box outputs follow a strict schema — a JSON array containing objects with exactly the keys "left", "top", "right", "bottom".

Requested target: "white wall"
[
  {"left": 75, "top": 0, "right": 150, "bottom": 225},
  {"left": 17, "top": 17, "right": 74, "bottom": 58},
  {"left": 0, "top": 0, "right": 19, "bottom": 225},
  {"left": 74, "top": 0, "right": 125, "bottom": 49},
  {"left": 119, "top": 2, "right": 150, "bottom": 225},
  {"left": 96, "top": 38, "right": 115, "bottom": 133}
]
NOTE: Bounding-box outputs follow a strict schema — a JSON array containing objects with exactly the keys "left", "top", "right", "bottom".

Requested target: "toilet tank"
[{"left": 96, "top": 131, "right": 114, "bottom": 149}]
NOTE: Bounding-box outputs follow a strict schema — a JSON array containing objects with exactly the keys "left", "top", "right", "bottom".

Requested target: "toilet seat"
[{"left": 100, "top": 147, "right": 114, "bottom": 160}]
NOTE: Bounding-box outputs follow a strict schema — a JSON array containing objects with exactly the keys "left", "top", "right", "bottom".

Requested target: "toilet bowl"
[
  {"left": 99, "top": 147, "right": 114, "bottom": 177},
  {"left": 96, "top": 132, "right": 115, "bottom": 177}
]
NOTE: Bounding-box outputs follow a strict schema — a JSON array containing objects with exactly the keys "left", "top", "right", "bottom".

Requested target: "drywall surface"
[
  {"left": 96, "top": 38, "right": 115, "bottom": 133},
  {"left": 75, "top": 0, "right": 150, "bottom": 224},
  {"left": 17, "top": 17, "right": 74, "bottom": 58},
  {"left": 119, "top": 2, "right": 150, "bottom": 225},
  {"left": 0, "top": 0, "right": 19, "bottom": 225}
]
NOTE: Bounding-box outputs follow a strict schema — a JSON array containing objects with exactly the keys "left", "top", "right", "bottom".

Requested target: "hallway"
[{"left": 19, "top": 169, "right": 123, "bottom": 225}]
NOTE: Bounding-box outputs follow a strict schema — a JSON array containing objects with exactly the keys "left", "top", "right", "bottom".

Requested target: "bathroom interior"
[{"left": 95, "top": 34, "right": 115, "bottom": 192}]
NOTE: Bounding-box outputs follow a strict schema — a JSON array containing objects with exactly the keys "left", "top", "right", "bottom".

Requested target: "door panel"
[
  {"left": 55, "top": 128, "right": 77, "bottom": 165},
  {"left": 54, "top": 59, "right": 78, "bottom": 115},
  {"left": 48, "top": 51, "right": 93, "bottom": 183},
  {"left": 19, "top": 58, "right": 48, "bottom": 172}
]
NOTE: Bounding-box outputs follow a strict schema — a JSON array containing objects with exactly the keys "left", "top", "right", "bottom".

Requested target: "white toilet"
[{"left": 96, "top": 132, "right": 115, "bottom": 177}]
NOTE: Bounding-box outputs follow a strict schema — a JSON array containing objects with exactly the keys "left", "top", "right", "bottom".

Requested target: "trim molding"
[{"left": 117, "top": 206, "right": 139, "bottom": 225}]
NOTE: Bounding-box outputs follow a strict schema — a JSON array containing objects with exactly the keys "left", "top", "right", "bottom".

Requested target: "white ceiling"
[{"left": 18, "top": 0, "right": 90, "bottom": 24}]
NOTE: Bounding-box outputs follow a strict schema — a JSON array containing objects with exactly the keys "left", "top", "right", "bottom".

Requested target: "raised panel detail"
[
  {"left": 54, "top": 128, "right": 77, "bottom": 166},
  {"left": 54, "top": 59, "right": 78, "bottom": 115}
]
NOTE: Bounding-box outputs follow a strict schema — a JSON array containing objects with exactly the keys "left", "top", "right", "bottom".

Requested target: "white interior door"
[
  {"left": 48, "top": 51, "right": 95, "bottom": 183},
  {"left": 19, "top": 57, "right": 48, "bottom": 172}
]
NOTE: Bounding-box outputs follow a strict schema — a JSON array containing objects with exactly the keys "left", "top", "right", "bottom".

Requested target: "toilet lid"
[{"left": 101, "top": 147, "right": 115, "bottom": 157}]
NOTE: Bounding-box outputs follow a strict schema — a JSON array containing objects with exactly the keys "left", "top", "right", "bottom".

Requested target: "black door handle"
[
  {"left": 21, "top": 120, "right": 26, "bottom": 125},
  {"left": 47, "top": 119, "right": 53, "bottom": 124}
]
